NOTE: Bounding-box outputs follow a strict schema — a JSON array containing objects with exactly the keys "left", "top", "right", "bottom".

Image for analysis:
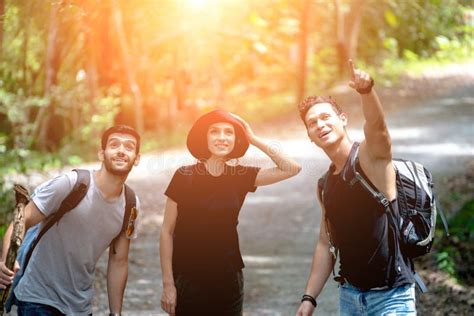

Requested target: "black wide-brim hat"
[{"left": 186, "top": 109, "right": 250, "bottom": 160}]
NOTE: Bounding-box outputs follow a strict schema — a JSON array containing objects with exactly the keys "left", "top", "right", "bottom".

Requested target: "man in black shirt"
[{"left": 295, "top": 61, "right": 416, "bottom": 316}]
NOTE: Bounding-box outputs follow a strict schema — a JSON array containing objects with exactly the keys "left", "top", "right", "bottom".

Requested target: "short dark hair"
[
  {"left": 298, "top": 96, "right": 343, "bottom": 125},
  {"left": 101, "top": 125, "right": 141, "bottom": 153}
]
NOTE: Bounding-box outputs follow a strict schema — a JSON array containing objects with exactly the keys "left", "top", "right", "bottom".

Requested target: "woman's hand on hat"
[{"left": 230, "top": 113, "right": 258, "bottom": 144}]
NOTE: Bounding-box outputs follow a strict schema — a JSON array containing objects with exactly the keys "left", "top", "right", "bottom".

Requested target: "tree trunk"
[
  {"left": 0, "top": 0, "right": 4, "bottom": 58},
  {"left": 21, "top": 7, "right": 30, "bottom": 91},
  {"left": 334, "top": 0, "right": 346, "bottom": 77},
  {"left": 334, "top": 0, "right": 367, "bottom": 77},
  {"left": 344, "top": 0, "right": 366, "bottom": 62},
  {"left": 82, "top": 0, "right": 99, "bottom": 107},
  {"left": 111, "top": 0, "right": 144, "bottom": 134},
  {"left": 95, "top": 1, "right": 116, "bottom": 87},
  {"left": 34, "top": 1, "right": 63, "bottom": 151},
  {"left": 297, "top": 0, "right": 311, "bottom": 106}
]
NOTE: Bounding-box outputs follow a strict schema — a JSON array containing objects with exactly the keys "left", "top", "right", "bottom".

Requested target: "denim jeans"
[
  {"left": 339, "top": 283, "right": 416, "bottom": 316},
  {"left": 16, "top": 299, "right": 64, "bottom": 316}
]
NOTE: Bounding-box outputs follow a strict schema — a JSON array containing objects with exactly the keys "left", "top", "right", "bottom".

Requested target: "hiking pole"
[{"left": 0, "top": 184, "right": 29, "bottom": 315}]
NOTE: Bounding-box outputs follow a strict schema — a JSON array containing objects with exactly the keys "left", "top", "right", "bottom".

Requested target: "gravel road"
[{"left": 91, "top": 65, "right": 473, "bottom": 315}]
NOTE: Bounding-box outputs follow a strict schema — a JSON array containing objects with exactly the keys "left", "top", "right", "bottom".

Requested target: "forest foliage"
[{"left": 0, "top": 0, "right": 472, "bottom": 221}]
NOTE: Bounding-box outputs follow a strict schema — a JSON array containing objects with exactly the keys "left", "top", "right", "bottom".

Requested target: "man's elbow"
[
  {"left": 282, "top": 163, "right": 302, "bottom": 178},
  {"left": 364, "top": 130, "right": 393, "bottom": 159},
  {"left": 109, "top": 246, "right": 130, "bottom": 266}
]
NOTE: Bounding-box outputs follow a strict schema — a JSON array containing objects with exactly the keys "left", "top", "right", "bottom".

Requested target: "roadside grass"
[
  {"left": 434, "top": 198, "right": 474, "bottom": 284},
  {"left": 361, "top": 36, "right": 473, "bottom": 86}
]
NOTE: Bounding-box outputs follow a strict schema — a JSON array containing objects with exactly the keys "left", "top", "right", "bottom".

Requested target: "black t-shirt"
[
  {"left": 165, "top": 162, "right": 260, "bottom": 279},
  {"left": 324, "top": 162, "right": 414, "bottom": 290}
]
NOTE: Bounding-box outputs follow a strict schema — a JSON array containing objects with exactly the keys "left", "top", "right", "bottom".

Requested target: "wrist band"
[
  {"left": 301, "top": 294, "right": 317, "bottom": 308},
  {"left": 109, "top": 313, "right": 121, "bottom": 316},
  {"left": 356, "top": 78, "right": 374, "bottom": 94}
]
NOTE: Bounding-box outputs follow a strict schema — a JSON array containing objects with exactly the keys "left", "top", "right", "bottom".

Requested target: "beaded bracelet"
[{"left": 301, "top": 294, "right": 317, "bottom": 308}]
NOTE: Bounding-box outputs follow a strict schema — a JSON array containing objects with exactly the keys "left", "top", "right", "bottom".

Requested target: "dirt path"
[
  {"left": 87, "top": 62, "right": 474, "bottom": 315},
  {"left": 5, "top": 62, "right": 471, "bottom": 315}
]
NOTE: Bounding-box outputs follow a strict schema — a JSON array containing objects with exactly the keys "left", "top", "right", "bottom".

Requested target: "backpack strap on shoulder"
[
  {"left": 121, "top": 184, "right": 137, "bottom": 236},
  {"left": 23, "top": 169, "right": 90, "bottom": 271},
  {"left": 342, "top": 142, "right": 361, "bottom": 186},
  {"left": 317, "top": 173, "right": 327, "bottom": 204},
  {"left": 317, "top": 171, "right": 338, "bottom": 273},
  {"left": 342, "top": 142, "right": 390, "bottom": 209},
  {"left": 54, "top": 169, "right": 90, "bottom": 220},
  {"left": 109, "top": 184, "right": 137, "bottom": 255}
]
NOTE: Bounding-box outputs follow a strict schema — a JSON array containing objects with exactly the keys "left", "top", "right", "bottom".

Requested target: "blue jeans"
[
  {"left": 339, "top": 283, "right": 416, "bottom": 315},
  {"left": 16, "top": 299, "right": 64, "bottom": 316}
]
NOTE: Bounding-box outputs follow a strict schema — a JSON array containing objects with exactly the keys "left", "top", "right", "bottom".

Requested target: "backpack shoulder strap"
[
  {"left": 108, "top": 184, "right": 137, "bottom": 255},
  {"left": 317, "top": 172, "right": 328, "bottom": 204},
  {"left": 23, "top": 169, "right": 91, "bottom": 270},
  {"left": 53, "top": 169, "right": 90, "bottom": 220},
  {"left": 317, "top": 170, "right": 338, "bottom": 266},
  {"left": 121, "top": 184, "right": 137, "bottom": 236},
  {"left": 342, "top": 142, "right": 390, "bottom": 209},
  {"left": 342, "top": 141, "right": 361, "bottom": 186}
]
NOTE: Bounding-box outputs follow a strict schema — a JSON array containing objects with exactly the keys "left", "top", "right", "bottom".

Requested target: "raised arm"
[
  {"left": 231, "top": 114, "right": 302, "bottom": 186},
  {"left": 349, "top": 60, "right": 396, "bottom": 200},
  {"left": 160, "top": 197, "right": 178, "bottom": 315},
  {"left": 348, "top": 60, "right": 392, "bottom": 161}
]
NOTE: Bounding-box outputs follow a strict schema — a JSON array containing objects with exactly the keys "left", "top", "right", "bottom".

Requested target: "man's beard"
[{"left": 104, "top": 154, "right": 135, "bottom": 176}]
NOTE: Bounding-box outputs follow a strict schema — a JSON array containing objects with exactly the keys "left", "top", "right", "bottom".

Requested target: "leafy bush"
[{"left": 435, "top": 199, "right": 474, "bottom": 284}]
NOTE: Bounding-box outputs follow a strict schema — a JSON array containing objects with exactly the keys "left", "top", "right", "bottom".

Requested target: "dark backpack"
[
  {"left": 318, "top": 142, "right": 449, "bottom": 292},
  {"left": 6, "top": 169, "right": 136, "bottom": 312}
]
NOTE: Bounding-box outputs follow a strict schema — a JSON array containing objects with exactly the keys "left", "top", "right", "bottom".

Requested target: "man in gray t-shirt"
[{"left": 0, "top": 125, "right": 141, "bottom": 315}]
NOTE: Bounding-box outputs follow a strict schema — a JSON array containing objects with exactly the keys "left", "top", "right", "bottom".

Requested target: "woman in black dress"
[{"left": 160, "top": 109, "right": 301, "bottom": 315}]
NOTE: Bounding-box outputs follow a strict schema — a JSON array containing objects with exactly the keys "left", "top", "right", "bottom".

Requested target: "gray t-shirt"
[{"left": 14, "top": 170, "right": 139, "bottom": 315}]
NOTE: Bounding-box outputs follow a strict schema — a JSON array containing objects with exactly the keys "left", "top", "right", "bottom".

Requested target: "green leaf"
[
  {"left": 67, "top": 155, "right": 83, "bottom": 166},
  {"left": 384, "top": 10, "right": 399, "bottom": 27}
]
